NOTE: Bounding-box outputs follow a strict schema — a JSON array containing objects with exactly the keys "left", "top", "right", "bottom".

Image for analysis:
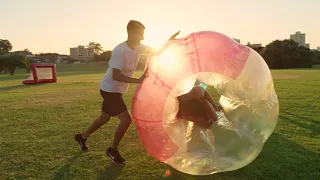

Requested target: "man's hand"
[
  {"left": 168, "top": 31, "right": 180, "bottom": 40},
  {"left": 138, "top": 68, "right": 148, "bottom": 83}
]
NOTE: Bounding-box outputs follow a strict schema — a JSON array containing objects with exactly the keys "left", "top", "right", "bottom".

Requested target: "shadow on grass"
[
  {"left": 0, "top": 71, "right": 105, "bottom": 83},
  {"left": 96, "top": 162, "right": 125, "bottom": 180},
  {"left": 282, "top": 111, "right": 319, "bottom": 127},
  {"left": 0, "top": 68, "right": 145, "bottom": 84},
  {"left": 53, "top": 152, "right": 83, "bottom": 180},
  {"left": 165, "top": 133, "right": 319, "bottom": 180},
  {"left": 279, "top": 114, "right": 319, "bottom": 136},
  {"left": 0, "top": 74, "right": 28, "bottom": 81},
  {"left": 0, "top": 83, "right": 47, "bottom": 92},
  {"left": 53, "top": 152, "right": 124, "bottom": 180}
]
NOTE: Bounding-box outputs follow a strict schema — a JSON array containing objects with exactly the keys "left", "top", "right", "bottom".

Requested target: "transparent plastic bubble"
[{"left": 132, "top": 31, "right": 279, "bottom": 175}]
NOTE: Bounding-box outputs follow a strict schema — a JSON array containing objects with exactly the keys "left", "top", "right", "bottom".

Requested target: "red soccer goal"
[{"left": 23, "top": 63, "right": 57, "bottom": 85}]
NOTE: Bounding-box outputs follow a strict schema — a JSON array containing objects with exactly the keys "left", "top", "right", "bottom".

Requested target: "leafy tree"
[
  {"left": 0, "top": 39, "right": 13, "bottom": 55},
  {"left": 262, "top": 39, "right": 313, "bottom": 69},
  {"left": 0, "top": 54, "right": 26, "bottom": 75},
  {"left": 295, "top": 46, "right": 313, "bottom": 68},
  {"left": 64, "top": 56, "right": 77, "bottom": 64},
  {"left": 93, "top": 50, "right": 112, "bottom": 61},
  {"left": 39, "top": 53, "right": 59, "bottom": 63},
  {"left": 23, "top": 57, "right": 34, "bottom": 73},
  {"left": 312, "top": 50, "right": 320, "bottom": 65},
  {"left": 0, "top": 56, "right": 8, "bottom": 74},
  {"left": 88, "top": 42, "right": 103, "bottom": 55},
  {"left": 247, "top": 45, "right": 264, "bottom": 54}
]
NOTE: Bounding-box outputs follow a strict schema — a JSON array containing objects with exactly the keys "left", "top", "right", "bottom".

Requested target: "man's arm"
[
  {"left": 112, "top": 68, "right": 144, "bottom": 84},
  {"left": 109, "top": 45, "right": 147, "bottom": 84}
]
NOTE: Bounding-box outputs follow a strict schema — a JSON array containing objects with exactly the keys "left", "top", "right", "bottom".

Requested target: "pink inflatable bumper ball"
[{"left": 132, "top": 31, "right": 279, "bottom": 175}]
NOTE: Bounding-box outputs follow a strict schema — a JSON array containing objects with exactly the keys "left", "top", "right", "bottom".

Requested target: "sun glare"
[
  {"left": 154, "top": 45, "right": 182, "bottom": 71},
  {"left": 159, "top": 48, "right": 176, "bottom": 67},
  {"left": 143, "top": 34, "right": 166, "bottom": 51},
  {"left": 142, "top": 23, "right": 179, "bottom": 51}
]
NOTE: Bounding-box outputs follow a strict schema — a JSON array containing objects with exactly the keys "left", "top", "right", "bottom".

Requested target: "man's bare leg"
[
  {"left": 81, "top": 111, "right": 111, "bottom": 139},
  {"left": 110, "top": 110, "right": 132, "bottom": 149},
  {"left": 106, "top": 110, "right": 132, "bottom": 165},
  {"left": 75, "top": 111, "right": 111, "bottom": 151}
]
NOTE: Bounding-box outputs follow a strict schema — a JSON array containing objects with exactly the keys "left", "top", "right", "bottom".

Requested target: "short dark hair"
[{"left": 127, "top": 20, "right": 145, "bottom": 32}]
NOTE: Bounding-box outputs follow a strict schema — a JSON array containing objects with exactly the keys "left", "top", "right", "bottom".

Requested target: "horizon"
[{"left": 1, "top": 0, "right": 319, "bottom": 54}]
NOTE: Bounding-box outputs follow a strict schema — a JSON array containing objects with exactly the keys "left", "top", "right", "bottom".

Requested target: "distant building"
[
  {"left": 233, "top": 38, "right": 240, "bottom": 43},
  {"left": 290, "top": 31, "right": 309, "bottom": 48},
  {"left": 24, "top": 54, "right": 44, "bottom": 63},
  {"left": 247, "top": 42, "right": 262, "bottom": 48},
  {"left": 317, "top": 47, "right": 320, "bottom": 52},
  {"left": 70, "top": 45, "right": 94, "bottom": 61}
]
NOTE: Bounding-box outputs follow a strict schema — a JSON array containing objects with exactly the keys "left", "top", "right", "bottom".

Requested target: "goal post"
[{"left": 23, "top": 63, "right": 57, "bottom": 85}]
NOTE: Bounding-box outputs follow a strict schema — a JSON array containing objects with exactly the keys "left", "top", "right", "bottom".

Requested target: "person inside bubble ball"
[{"left": 176, "top": 85, "right": 223, "bottom": 129}]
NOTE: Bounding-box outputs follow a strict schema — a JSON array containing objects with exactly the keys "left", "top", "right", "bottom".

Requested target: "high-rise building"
[
  {"left": 290, "top": 31, "right": 309, "bottom": 48},
  {"left": 70, "top": 45, "right": 94, "bottom": 61}
]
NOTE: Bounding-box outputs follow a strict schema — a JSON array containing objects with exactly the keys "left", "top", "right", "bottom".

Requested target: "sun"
[
  {"left": 142, "top": 23, "right": 179, "bottom": 51},
  {"left": 152, "top": 44, "right": 183, "bottom": 72},
  {"left": 143, "top": 32, "right": 166, "bottom": 51}
]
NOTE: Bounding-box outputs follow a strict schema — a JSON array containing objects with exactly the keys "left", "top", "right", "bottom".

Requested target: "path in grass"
[{"left": 1, "top": 64, "right": 319, "bottom": 179}]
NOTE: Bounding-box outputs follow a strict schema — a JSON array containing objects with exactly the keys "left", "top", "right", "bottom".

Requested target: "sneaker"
[
  {"left": 106, "top": 147, "right": 125, "bottom": 165},
  {"left": 74, "top": 134, "right": 88, "bottom": 151}
]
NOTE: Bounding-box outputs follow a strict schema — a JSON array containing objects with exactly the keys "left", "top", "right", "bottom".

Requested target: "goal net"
[{"left": 23, "top": 63, "right": 57, "bottom": 84}]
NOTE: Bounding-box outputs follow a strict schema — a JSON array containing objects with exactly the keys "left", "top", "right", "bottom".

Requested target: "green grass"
[{"left": 1, "top": 64, "right": 319, "bottom": 180}]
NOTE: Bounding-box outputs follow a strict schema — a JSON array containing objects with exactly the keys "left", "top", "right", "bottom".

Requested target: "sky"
[{"left": 1, "top": 0, "right": 319, "bottom": 54}]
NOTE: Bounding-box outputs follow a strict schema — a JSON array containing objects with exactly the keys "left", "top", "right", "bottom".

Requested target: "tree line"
[
  {"left": 83, "top": 39, "right": 320, "bottom": 69},
  {"left": 0, "top": 40, "right": 32, "bottom": 75},
  {"left": 249, "top": 40, "right": 320, "bottom": 69},
  {"left": 1, "top": 38, "right": 320, "bottom": 75}
]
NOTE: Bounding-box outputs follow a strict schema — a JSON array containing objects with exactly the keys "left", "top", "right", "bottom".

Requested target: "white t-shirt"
[{"left": 100, "top": 41, "right": 148, "bottom": 93}]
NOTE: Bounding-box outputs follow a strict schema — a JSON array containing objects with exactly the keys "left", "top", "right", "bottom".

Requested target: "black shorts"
[
  {"left": 100, "top": 89, "right": 127, "bottom": 116},
  {"left": 176, "top": 97, "right": 207, "bottom": 119}
]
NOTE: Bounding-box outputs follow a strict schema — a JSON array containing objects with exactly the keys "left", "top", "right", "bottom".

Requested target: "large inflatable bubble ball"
[{"left": 132, "top": 31, "right": 279, "bottom": 175}]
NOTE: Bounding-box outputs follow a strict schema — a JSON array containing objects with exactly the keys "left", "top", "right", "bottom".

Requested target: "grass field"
[{"left": 1, "top": 63, "right": 319, "bottom": 180}]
